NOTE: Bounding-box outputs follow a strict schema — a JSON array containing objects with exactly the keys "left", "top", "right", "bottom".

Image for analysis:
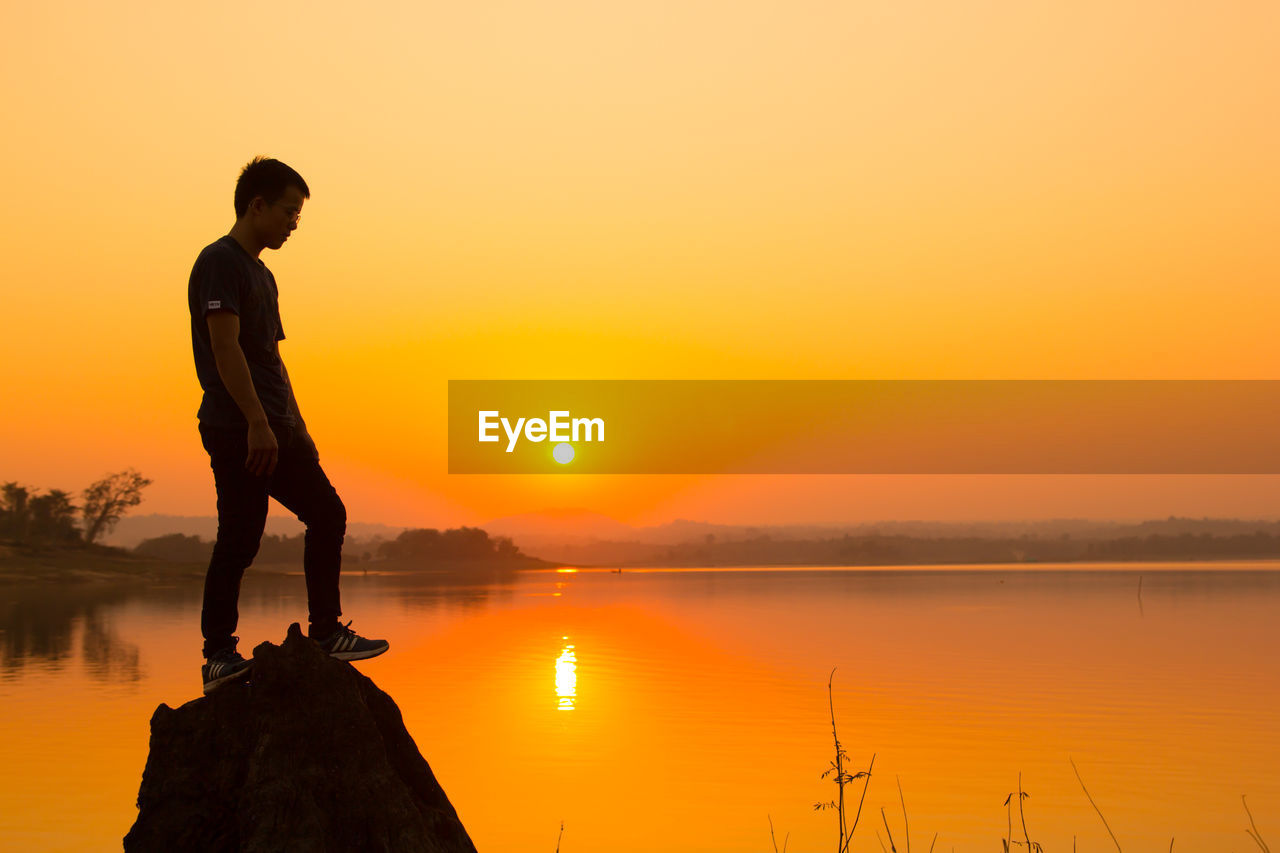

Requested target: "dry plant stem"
[
  {"left": 555, "top": 820, "right": 564, "bottom": 853},
  {"left": 1005, "top": 793, "right": 1013, "bottom": 853},
  {"left": 827, "top": 667, "right": 874, "bottom": 853},
  {"left": 928, "top": 831, "right": 938, "bottom": 853},
  {"left": 828, "top": 668, "right": 847, "bottom": 852},
  {"left": 897, "top": 775, "right": 910, "bottom": 853},
  {"left": 876, "top": 829, "right": 889, "bottom": 853},
  {"left": 882, "top": 806, "right": 898, "bottom": 852},
  {"left": 1169, "top": 838, "right": 1174, "bottom": 851},
  {"left": 768, "top": 814, "right": 788, "bottom": 853},
  {"left": 850, "top": 753, "right": 876, "bottom": 849},
  {"left": 1070, "top": 757, "right": 1122, "bottom": 852},
  {"left": 1243, "top": 794, "right": 1271, "bottom": 853},
  {"left": 1018, "top": 772, "right": 1032, "bottom": 853}
]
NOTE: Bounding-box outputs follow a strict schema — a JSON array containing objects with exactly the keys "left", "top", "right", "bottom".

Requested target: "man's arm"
[
  {"left": 278, "top": 353, "right": 319, "bottom": 460},
  {"left": 207, "top": 311, "right": 279, "bottom": 477}
]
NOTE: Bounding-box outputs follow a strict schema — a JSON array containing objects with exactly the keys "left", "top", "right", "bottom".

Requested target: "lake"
[{"left": 2, "top": 562, "right": 1277, "bottom": 852}]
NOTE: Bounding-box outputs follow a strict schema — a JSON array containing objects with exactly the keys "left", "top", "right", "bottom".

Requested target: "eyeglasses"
[{"left": 272, "top": 201, "right": 302, "bottom": 223}]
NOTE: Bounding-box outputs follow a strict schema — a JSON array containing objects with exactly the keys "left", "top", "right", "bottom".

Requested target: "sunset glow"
[
  {"left": 3, "top": 6, "right": 1278, "bottom": 850},
  {"left": 2, "top": 1, "right": 1278, "bottom": 526}
]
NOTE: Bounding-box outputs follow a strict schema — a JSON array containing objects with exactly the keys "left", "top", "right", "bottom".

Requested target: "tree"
[
  {"left": 81, "top": 470, "right": 152, "bottom": 545},
  {"left": 377, "top": 526, "right": 523, "bottom": 561},
  {"left": 494, "top": 535, "right": 520, "bottom": 558},
  {"left": 1, "top": 482, "right": 32, "bottom": 541},
  {"left": 2, "top": 483, "right": 82, "bottom": 546},
  {"left": 29, "top": 489, "right": 79, "bottom": 545},
  {"left": 134, "top": 533, "right": 209, "bottom": 561}
]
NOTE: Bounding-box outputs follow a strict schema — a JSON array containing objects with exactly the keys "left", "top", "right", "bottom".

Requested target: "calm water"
[{"left": 2, "top": 562, "right": 1278, "bottom": 852}]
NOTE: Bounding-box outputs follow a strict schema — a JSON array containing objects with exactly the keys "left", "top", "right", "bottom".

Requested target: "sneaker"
[
  {"left": 202, "top": 646, "right": 253, "bottom": 694},
  {"left": 313, "top": 620, "right": 389, "bottom": 661}
]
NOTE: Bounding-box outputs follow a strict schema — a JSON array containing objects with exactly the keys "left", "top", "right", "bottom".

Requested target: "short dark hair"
[{"left": 234, "top": 156, "right": 310, "bottom": 219}]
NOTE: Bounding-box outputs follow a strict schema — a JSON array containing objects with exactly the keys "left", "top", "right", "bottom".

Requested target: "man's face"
[{"left": 253, "top": 184, "right": 305, "bottom": 250}]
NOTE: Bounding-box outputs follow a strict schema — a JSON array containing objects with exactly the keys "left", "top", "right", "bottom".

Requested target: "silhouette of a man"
[{"left": 188, "top": 156, "right": 387, "bottom": 694}]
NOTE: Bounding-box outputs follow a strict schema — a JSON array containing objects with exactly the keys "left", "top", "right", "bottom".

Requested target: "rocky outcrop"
[{"left": 125, "top": 623, "right": 476, "bottom": 853}]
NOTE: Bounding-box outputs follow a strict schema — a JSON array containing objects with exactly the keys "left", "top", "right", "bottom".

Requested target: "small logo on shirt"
[{"left": 208, "top": 300, "right": 221, "bottom": 309}]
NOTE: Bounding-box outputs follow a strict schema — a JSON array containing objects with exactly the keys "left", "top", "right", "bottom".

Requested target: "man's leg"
[
  {"left": 267, "top": 427, "right": 346, "bottom": 640},
  {"left": 199, "top": 423, "right": 271, "bottom": 658}
]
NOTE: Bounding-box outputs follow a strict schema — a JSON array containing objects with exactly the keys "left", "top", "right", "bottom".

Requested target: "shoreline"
[
  {"left": 0, "top": 544, "right": 558, "bottom": 585},
  {"left": 4, "top": 545, "right": 1280, "bottom": 585}
]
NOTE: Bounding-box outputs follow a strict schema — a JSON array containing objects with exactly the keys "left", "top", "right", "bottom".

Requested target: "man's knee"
[
  {"left": 210, "top": 532, "right": 262, "bottom": 569},
  {"left": 331, "top": 497, "right": 347, "bottom": 538},
  {"left": 307, "top": 495, "right": 346, "bottom": 540}
]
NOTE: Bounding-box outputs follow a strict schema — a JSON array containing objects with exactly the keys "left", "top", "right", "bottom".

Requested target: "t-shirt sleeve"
[{"left": 193, "top": 250, "right": 244, "bottom": 319}]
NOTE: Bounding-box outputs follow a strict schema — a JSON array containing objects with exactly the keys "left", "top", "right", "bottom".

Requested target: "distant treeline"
[
  {"left": 133, "top": 532, "right": 311, "bottom": 564},
  {"left": 2, "top": 472, "right": 151, "bottom": 549},
  {"left": 545, "top": 531, "right": 1280, "bottom": 568},
  {"left": 129, "top": 527, "right": 1280, "bottom": 568},
  {"left": 1, "top": 484, "right": 79, "bottom": 546},
  {"left": 376, "top": 527, "right": 523, "bottom": 562},
  {"left": 133, "top": 526, "right": 533, "bottom": 567}
]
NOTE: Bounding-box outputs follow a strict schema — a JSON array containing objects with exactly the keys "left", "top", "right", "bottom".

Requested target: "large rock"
[{"left": 125, "top": 623, "right": 476, "bottom": 852}]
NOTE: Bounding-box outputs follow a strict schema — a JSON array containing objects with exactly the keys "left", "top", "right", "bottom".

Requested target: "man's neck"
[{"left": 227, "top": 223, "right": 266, "bottom": 262}]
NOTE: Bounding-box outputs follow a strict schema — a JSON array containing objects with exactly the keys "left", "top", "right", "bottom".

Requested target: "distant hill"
[
  {"left": 480, "top": 508, "right": 636, "bottom": 544},
  {"left": 479, "top": 511, "right": 1280, "bottom": 565}
]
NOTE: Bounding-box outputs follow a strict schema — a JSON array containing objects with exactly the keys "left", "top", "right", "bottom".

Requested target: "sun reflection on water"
[{"left": 555, "top": 637, "right": 577, "bottom": 711}]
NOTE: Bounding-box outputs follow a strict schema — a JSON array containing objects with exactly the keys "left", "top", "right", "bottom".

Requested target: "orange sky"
[{"left": 2, "top": 0, "right": 1278, "bottom": 528}]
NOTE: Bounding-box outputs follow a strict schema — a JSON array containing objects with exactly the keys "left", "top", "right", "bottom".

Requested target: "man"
[{"left": 189, "top": 156, "right": 388, "bottom": 694}]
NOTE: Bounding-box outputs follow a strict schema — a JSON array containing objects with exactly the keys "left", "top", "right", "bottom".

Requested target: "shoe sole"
[
  {"left": 328, "top": 642, "right": 389, "bottom": 662},
  {"left": 203, "top": 663, "right": 254, "bottom": 694}
]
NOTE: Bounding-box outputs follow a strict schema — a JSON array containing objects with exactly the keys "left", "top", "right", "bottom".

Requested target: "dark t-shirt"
[{"left": 188, "top": 235, "right": 296, "bottom": 428}]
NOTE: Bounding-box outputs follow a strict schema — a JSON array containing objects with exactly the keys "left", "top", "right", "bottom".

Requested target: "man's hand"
[
  {"left": 207, "top": 311, "right": 276, "bottom": 471},
  {"left": 247, "top": 420, "right": 279, "bottom": 477}
]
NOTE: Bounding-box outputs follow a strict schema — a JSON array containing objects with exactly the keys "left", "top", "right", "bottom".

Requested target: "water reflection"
[
  {"left": 555, "top": 638, "right": 577, "bottom": 710},
  {"left": 0, "top": 568, "right": 536, "bottom": 680},
  {"left": 371, "top": 567, "right": 526, "bottom": 612},
  {"left": 81, "top": 612, "right": 142, "bottom": 682},
  {"left": 0, "top": 583, "right": 146, "bottom": 682}
]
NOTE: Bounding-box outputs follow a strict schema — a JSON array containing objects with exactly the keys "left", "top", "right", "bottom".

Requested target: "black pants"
[{"left": 199, "top": 420, "right": 345, "bottom": 658}]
